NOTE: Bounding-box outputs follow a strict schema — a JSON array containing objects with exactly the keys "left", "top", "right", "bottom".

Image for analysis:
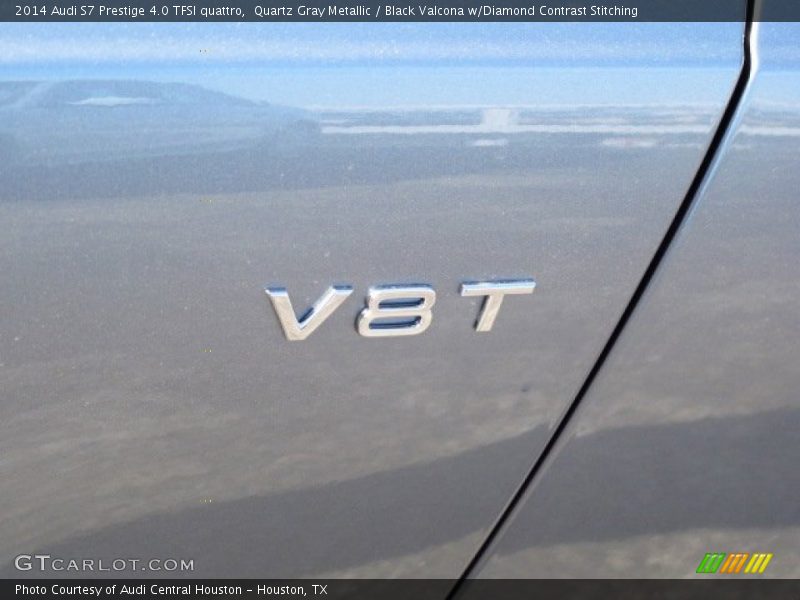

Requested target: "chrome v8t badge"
[{"left": 265, "top": 279, "right": 535, "bottom": 341}]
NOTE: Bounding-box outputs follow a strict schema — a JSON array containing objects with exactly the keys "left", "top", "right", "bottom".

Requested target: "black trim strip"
[{"left": 448, "top": 2, "right": 758, "bottom": 594}]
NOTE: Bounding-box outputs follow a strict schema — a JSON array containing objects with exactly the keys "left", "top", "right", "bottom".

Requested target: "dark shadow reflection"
[
  {"left": 496, "top": 406, "right": 800, "bottom": 554},
  {"left": 6, "top": 407, "right": 799, "bottom": 578}
]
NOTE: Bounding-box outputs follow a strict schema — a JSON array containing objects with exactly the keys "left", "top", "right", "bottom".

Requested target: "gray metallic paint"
[
  {"left": 0, "top": 22, "right": 751, "bottom": 578},
  {"left": 469, "top": 19, "right": 800, "bottom": 580}
]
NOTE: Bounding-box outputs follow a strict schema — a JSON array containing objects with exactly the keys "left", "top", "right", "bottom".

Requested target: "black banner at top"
[{"left": 1, "top": 0, "right": 799, "bottom": 22}]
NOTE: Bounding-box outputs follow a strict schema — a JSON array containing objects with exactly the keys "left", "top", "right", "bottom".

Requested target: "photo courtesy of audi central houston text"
[{"left": 1, "top": 0, "right": 798, "bottom": 598}]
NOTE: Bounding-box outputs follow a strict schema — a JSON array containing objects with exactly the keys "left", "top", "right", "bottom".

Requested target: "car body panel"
[
  {"left": 0, "top": 22, "right": 745, "bottom": 577},
  {"left": 468, "top": 20, "right": 800, "bottom": 580}
]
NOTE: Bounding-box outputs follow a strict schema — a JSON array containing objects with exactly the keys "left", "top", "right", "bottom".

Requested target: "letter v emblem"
[{"left": 265, "top": 286, "right": 353, "bottom": 341}]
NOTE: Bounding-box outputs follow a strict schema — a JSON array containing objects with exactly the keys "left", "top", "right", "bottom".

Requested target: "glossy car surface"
[{"left": 1, "top": 9, "right": 796, "bottom": 581}]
